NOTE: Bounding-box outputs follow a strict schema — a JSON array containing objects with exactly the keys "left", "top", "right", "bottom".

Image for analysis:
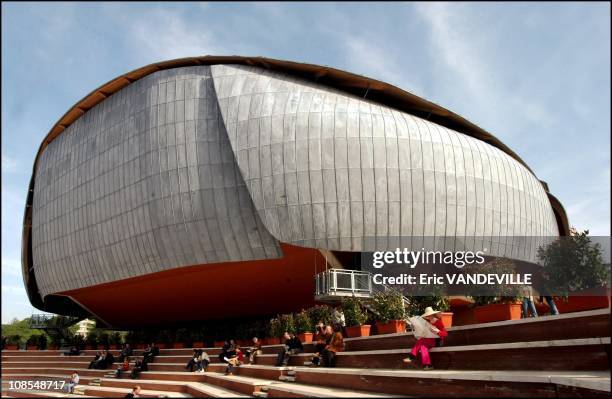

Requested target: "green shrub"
[
  {"left": 38, "top": 334, "right": 48, "bottom": 350},
  {"left": 306, "top": 305, "right": 332, "bottom": 327},
  {"left": 110, "top": 332, "right": 122, "bottom": 346},
  {"left": 268, "top": 317, "right": 282, "bottom": 338},
  {"left": 86, "top": 330, "right": 99, "bottom": 347},
  {"left": 98, "top": 332, "right": 110, "bottom": 349},
  {"left": 295, "top": 310, "right": 313, "bottom": 333},
  {"left": 26, "top": 334, "right": 40, "bottom": 348},
  {"left": 192, "top": 329, "right": 205, "bottom": 343},
  {"left": 371, "top": 289, "right": 406, "bottom": 323},
  {"left": 342, "top": 297, "right": 368, "bottom": 327},
  {"left": 407, "top": 296, "right": 450, "bottom": 316},
  {"left": 8, "top": 334, "right": 21, "bottom": 346},
  {"left": 468, "top": 258, "right": 523, "bottom": 306},
  {"left": 157, "top": 330, "right": 172, "bottom": 345},
  {"left": 278, "top": 314, "right": 296, "bottom": 335},
  {"left": 176, "top": 328, "right": 192, "bottom": 346},
  {"left": 72, "top": 334, "right": 85, "bottom": 349}
]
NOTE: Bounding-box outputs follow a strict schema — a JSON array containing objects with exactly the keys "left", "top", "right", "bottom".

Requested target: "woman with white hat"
[{"left": 403, "top": 307, "right": 448, "bottom": 370}]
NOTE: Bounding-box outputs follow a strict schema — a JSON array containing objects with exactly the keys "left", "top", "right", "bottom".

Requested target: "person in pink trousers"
[{"left": 403, "top": 307, "right": 448, "bottom": 370}]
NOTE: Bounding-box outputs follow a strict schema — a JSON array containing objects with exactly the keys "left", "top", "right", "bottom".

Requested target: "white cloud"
[
  {"left": 413, "top": 3, "right": 554, "bottom": 134},
  {"left": 118, "top": 7, "right": 221, "bottom": 63}
]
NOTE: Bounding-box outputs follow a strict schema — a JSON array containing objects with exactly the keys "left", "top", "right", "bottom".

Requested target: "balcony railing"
[
  {"left": 314, "top": 269, "right": 373, "bottom": 301},
  {"left": 314, "top": 269, "right": 411, "bottom": 310}
]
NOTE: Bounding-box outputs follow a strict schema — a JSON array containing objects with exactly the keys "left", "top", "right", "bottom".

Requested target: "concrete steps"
[
  {"left": 254, "top": 337, "right": 611, "bottom": 371},
  {"left": 278, "top": 367, "right": 611, "bottom": 398},
  {"left": 1, "top": 309, "right": 610, "bottom": 397}
]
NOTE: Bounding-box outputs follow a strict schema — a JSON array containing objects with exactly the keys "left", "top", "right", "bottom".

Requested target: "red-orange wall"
[{"left": 59, "top": 243, "right": 327, "bottom": 328}]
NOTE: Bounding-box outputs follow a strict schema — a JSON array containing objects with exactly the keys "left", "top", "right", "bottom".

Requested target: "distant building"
[
  {"left": 21, "top": 56, "right": 569, "bottom": 328},
  {"left": 75, "top": 319, "right": 95, "bottom": 337}
]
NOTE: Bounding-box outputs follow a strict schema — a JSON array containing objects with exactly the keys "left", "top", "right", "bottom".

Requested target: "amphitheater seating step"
[{"left": 256, "top": 337, "right": 610, "bottom": 371}]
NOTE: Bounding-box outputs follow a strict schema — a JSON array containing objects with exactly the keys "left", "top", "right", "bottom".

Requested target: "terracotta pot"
[
  {"left": 85, "top": 345, "right": 96, "bottom": 350},
  {"left": 5, "top": 344, "right": 19, "bottom": 350},
  {"left": 214, "top": 340, "right": 226, "bottom": 348},
  {"left": 439, "top": 312, "right": 453, "bottom": 328},
  {"left": 473, "top": 302, "right": 522, "bottom": 323},
  {"left": 135, "top": 343, "right": 146, "bottom": 349},
  {"left": 171, "top": 342, "right": 185, "bottom": 349},
  {"left": 193, "top": 341, "right": 204, "bottom": 348},
  {"left": 266, "top": 337, "right": 281, "bottom": 345},
  {"left": 48, "top": 345, "right": 59, "bottom": 350},
  {"left": 376, "top": 320, "right": 406, "bottom": 335},
  {"left": 297, "top": 332, "right": 313, "bottom": 343},
  {"left": 26, "top": 345, "right": 38, "bottom": 351},
  {"left": 109, "top": 344, "right": 119, "bottom": 350},
  {"left": 345, "top": 325, "right": 371, "bottom": 338}
]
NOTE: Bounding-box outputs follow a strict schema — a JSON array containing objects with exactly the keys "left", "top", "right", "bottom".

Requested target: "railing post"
[
  {"left": 332, "top": 270, "right": 337, "bottom": 293},
  {"left": 351, "top": 271, "right": 355, "bottom": 294}
]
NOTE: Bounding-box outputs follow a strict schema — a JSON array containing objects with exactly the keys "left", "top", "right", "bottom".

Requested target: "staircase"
[
  {"left": 29, "top": 314, "right": 82, "bottom": 349},
  {"left": 2, "top": 308, "right": 609, "bottom": 397}
]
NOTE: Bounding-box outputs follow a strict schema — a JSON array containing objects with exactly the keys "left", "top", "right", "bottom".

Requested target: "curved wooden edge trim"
[{"left": 547, "top": 192, "right": 570, "bottom": 236}]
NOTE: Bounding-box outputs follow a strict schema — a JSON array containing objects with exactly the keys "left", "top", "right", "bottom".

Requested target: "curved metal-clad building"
[{"left": 22, "top": 56, "right": 569, "bottom": 327}]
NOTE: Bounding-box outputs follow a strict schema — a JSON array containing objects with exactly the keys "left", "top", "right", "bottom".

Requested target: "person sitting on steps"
[
  {"left": 88, "top": 351, "right": 102, "bottom": 369},
  {"left": 218, "top": 340, "right": 240, "bottom": 375},
  {"left": 403, "top": 307, "right": 448, "bottom": 371},
  {"left": 196, "top": 349, "right": 210, "bottom": 373},
  {"left": 311, "top": 322, "right": 331, "bottom": 366},
  {"left": 119, "top": 343, "right": 133, "bottom": 362},
  {"left": 115, "top": 357, "right": 130, "bottom": 378},
  {"left": 186, "top": 349, "right": 200, "bottom": 372},
  {"left": 321, "top": 324, "right": 344, "bottom": 367},
  {"left": 276, "top": 332, "right": 304, "bottom": 366},
  {"left": 245, "top": 337, "right": 263, "bottom": 364}
]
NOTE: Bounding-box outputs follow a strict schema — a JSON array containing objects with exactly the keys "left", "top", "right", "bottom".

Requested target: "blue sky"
[{"left": 2, "top": 2, "right": 610, "bottom": 323}]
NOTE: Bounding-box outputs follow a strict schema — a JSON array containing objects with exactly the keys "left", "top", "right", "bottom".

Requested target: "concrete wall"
[{"left": 31, "top": 64, "right": 558, "bottom": 298}]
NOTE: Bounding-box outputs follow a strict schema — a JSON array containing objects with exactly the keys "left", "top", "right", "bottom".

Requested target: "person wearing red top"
[{"left": 403, "top": 307, "right": 448, "bottom": 370}]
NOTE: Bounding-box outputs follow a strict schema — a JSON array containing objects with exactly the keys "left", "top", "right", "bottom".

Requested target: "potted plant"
[
  {"left": 110, "top": 332, "right": 122, "bottom": 349},
  {"left": 132, "top": 330, "right": 151, "bottom": 349},
  {"left": 192, "top": 330, "right": 205, "bottom": 348},
  {"left": 342, "top": 297, "right": 371, "bottom": 337},
  {"left": 468, "top": 258, "right": 523, "bottom": 323},
  {"left": 72, "top": 334, "right": 85, "bottom": 350},
  {"left": 408, "top": 295, "right": 453, "bottom": 328},
  {"left": 307, "top": 305, "right": 332, "bottom": 327},
  {"left": 371, "top": 289, "right": 407, "bottom": 334},
  {"left": 99, "top": 332, "right": 110, "bottom": 350},
  {"left": 26, "top": 335, "right": 39, "bottom": 351},
  {"left": 538, "top": 230, "right": 611, "bottom": 313},
  {"left": 174, "top": 328, "right": 190, "bottom": 348},
  {"left": 295, "top": 310, "right": 314, "bottom": 343},
  {"left": 85, "top": 330, "right": 98, "bottom": 350},
  {"left": 278, "top": 313, "right": 296, "bottom": 336},
  {"left": 38, "top": 334, "right": 48, "bottom": 350},
  {"left": 48, "top": 335, "right": 62, "bottom": 350},
  {"left": 6, "top": 334, "right": 21, "bottom": 350},
  {"left": 157, "top": 330, "right": 172, "bottom": 349},
  {"left": 267, "top": 317, "right": 282, "bottom": 345}
]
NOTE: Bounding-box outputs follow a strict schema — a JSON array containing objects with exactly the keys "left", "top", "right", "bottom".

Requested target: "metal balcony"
[{"left": 314, "top": 268, "right": 373, "bottom": 302}]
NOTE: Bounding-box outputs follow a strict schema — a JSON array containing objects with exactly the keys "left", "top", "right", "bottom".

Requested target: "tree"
[{"left": 537, "top": 230, "right": 610, "bottom": 298}]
